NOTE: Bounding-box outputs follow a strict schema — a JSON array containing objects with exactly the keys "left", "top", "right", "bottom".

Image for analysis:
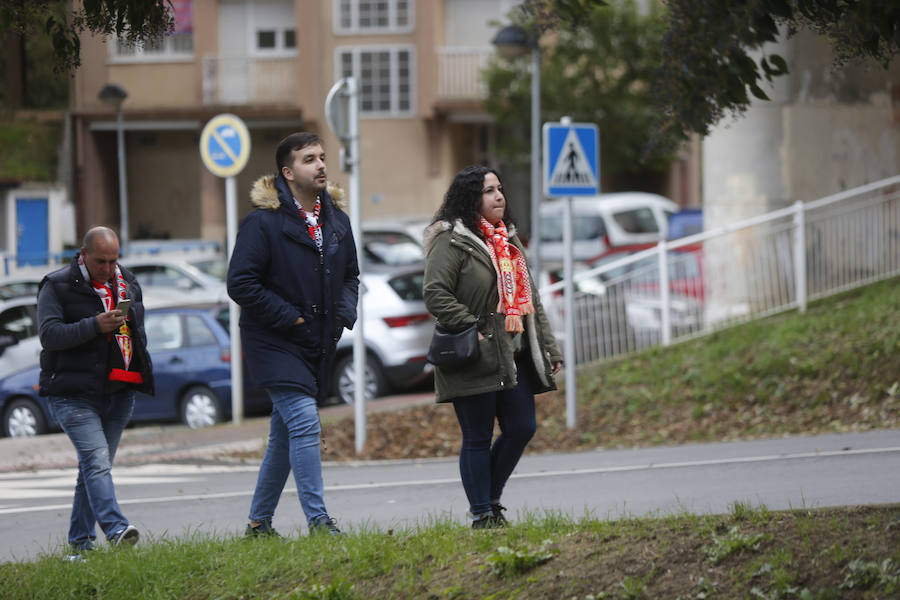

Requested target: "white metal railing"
[
  {"left": 540, "top": 174, "right": 900, "bottom": 365},
  {"left": 436, "top": 46, "right": 492, "bottom": 99}
]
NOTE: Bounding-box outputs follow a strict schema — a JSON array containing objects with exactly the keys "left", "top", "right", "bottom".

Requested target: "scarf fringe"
[{"left": 505, "top": 314, "right": 524, "bottom": 333}]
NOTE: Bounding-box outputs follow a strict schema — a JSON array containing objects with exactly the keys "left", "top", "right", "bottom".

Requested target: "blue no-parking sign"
[
  {"left": 200, "top": 114, "right": 251, "bottom": 178},
  {"left": 542, "top": 122, "right": 599, "bottom": 197}
]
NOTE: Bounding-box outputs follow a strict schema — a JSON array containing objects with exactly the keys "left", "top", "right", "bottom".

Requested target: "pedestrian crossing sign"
[{"left": 542, "top": 121, "right": 599, "bottom": 197}]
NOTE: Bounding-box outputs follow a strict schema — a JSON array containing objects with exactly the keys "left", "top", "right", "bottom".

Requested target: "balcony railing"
[
  {"left": 436, "top": 46, "right": 492, "bottom": 100},
  {"left": 202, "top": 55, "right": 296, "bottom": 105}
]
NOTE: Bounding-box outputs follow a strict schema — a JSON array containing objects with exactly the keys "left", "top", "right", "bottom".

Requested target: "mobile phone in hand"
[{"left": 115, "top": 299, "right": 132, "bottom": 315}]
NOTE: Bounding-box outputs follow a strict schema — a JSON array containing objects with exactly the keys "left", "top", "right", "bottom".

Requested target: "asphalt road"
[{"left": 1, "top": 429, "right": 898, "bottom": 562}]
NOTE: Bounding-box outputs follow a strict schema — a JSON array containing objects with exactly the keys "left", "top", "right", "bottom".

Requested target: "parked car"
[
  {"left": 327, "top": 265, "right": 433, "bottom": 404},
  {"left": 668, "top": 208, "right": 703, "bottom": 239},
  {"left": 120, "top": 254, "right": 229, "bottom": 306},
  {"left": 122, "top": 243, "right": 434, "bottom": 405},
  {"left": 0, "top": 297, "right": 40, "bottom": 380},
  {"left": 362, "top": 226, "right": 426, "bottom": 266},
  {"left": 0, "top": 304, "right": 270, "bottom": 437},
  {"left": 0, "top": 275, "right": 42, "bottom": 300},
  {"left": 539, "top": 192, "right": 679, "bottom": 263}
]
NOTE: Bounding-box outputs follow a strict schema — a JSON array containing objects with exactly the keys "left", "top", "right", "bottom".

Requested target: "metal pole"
[
  {"left": 226, "top": 175, "right": 243, "bottom": 424},
  {"left": 793, "top": 200, "right": 807, "bottom": 313},
  {"left": 563, "top": 195, "right": 577, "bottom": 429},
  {"left": 116, "top": 106, "right": 129, "bottom": 255},
  {"left": 347, "top": 77, "right": 367, "bottom": 454},
  {"left": 530, "top": 45, "right": 541, "bottom": 281},
  {"left": 657, "top": 240, "right": 671, "bottom": 346}
]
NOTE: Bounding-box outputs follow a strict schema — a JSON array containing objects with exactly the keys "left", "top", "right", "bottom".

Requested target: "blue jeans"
[
  {"left": 47, "top": 392, "right": 135, "bottom": 549},
  {"left": 248, "top": 387, "right": 329, "bottom": 526},
  {"left": 451, "top": 358, "right": 537, "bottom": 517}
]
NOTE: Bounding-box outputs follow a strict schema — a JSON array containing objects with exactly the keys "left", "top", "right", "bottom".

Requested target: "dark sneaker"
[
  {"left": 309, "top": 516, "right": 341, "bottom": 536},
  {"left": 471, "top": 513, "right": 494, "bottom": 529},
  {"left": 113, "top": 525, "right": 139, "bottom": 547},
  {"left": 245, "top": 519, "right": 280, "bottom": 537},
  {"left": 490, "top": 503, "right": 509, "bottom": 527}
]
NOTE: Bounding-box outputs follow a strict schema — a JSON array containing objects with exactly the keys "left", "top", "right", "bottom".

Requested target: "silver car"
[{"left": 331, "top": 265, "right": 433, "bottom": 404}]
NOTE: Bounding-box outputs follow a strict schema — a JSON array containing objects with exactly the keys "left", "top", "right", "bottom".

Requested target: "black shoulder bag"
[{"left": 426, "top": 322, "right": 480, "bottom": 367}]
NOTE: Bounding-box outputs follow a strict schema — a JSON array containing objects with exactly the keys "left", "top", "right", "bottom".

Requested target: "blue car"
[{"left": 0, "top": 304, "right": 270, "bottom": 437}]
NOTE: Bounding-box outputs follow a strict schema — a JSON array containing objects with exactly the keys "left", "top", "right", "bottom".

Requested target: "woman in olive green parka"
[{"left": 423, "top": 165, "right": 563, "bottom": 529}]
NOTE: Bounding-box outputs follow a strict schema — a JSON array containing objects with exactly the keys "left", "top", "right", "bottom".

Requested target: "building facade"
[{"left": 71, "top": 0, "right": 530, "bottom": 247}]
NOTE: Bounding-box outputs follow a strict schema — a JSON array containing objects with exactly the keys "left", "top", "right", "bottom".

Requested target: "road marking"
[{"left": 1, "top": 446, "right": 897, "bottom": 515}]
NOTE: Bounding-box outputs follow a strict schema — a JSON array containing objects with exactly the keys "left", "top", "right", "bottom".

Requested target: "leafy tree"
[
  {"left": 654, "top": 0, "right": 900, "bottom": 139},
  {"left": 1, "top": 0, "right": 173, "bottom": 72},
  {"left": 484, "top": 0, "right": 681, "bottom": 182},
  {"left": 519, "top": 0, "right": 900, "bottom": 143}
]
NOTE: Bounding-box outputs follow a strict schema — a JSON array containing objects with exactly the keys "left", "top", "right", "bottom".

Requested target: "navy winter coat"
[{"left": 226, "top": 174, "right": 359, "bottom": 404}]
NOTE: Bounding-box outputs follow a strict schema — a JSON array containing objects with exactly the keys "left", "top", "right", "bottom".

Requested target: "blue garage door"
[{"left": 16, "top": 197, "right": 49, "bottom": 266}]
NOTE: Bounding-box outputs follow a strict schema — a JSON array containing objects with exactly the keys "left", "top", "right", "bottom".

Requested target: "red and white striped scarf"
[
  {"left": 79, "top": 255, "right": 134, "bottom": 371},
  {"left": 478, "top": 217, "right": 533, "bottom": 333}
]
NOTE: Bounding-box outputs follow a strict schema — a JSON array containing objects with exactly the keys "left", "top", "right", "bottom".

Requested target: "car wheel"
[
  {"left": 332, "top": 354, "right": 385, "bottom": 405},
  {"left": 3, "top": 397, "right": 47, "bottom": 437},
  {"left": 180, "top": 386, "right": 222, "bottom": 429}
]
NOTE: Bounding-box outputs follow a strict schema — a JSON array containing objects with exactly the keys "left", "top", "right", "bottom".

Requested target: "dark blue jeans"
[
  {"left": 47, "top": 391, "right": 135, "bottom": 549},
  {"left": 451, "top": 358, "right": 537, "bottom": 517}
]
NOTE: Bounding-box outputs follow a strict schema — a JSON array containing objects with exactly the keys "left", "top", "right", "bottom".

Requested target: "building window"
[
  {"left": 337, "top": 46, "right": 415, "bottom": 117},
  {"left": 335, "top": 0, "right": 414, "bottom": 34},
  {"left": 251, "top": 1, "right": 297, "bottom": 56},
  {"left": 111, "top": 0, "right": 194, "bottom": 61}
]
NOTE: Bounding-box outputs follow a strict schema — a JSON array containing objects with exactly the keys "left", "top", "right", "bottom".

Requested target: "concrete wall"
[{"left": 704, "top": 29, "right": 900, "bottom": 228}]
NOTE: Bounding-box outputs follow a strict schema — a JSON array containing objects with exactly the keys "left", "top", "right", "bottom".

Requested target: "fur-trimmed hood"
[
  {"left": 423, "top": 219, "right": 518, "bottom": 255},
  {"left": 249, "top": 174, "right": 347, "bottom": 211}
]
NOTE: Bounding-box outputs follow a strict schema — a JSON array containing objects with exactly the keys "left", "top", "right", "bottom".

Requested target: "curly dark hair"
[{"left": 433, "top": 165, "right": 516, "bottom": 236}]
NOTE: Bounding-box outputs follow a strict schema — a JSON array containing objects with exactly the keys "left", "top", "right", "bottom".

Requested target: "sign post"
[
  {"left": 542, "top": 116, "right": 600, "bottom": 429},
  {"left": 325, "top": 78, "right": 366, "bottom": 453},
  {"left": 200, "top": 113, "right": 251, "bottom": 424}
]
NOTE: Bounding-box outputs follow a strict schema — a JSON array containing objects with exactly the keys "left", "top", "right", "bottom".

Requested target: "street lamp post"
[
  {"left": 98, "top": 83, "right": 129, "bottom": 255},
  {"left": 492, "top": 25, "right": 541, "bottom": 279}
]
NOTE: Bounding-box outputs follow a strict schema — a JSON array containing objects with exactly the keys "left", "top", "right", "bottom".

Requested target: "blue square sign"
[{"left": 543, "top": 122, "right": 599, "bottom": 197}]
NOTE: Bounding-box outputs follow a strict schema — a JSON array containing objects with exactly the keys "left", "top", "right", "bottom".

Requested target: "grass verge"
[{"left": 1, "top": 504, "right": 897, "bottom": 599}]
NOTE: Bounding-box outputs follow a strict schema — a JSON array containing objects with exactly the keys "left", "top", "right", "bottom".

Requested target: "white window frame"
[
  {"left": 334, "top": 0, "right": 415, "bottom": 35},
  {"left": 108, "top": 33, "right": 194, "bottom": 64},
  {"left": 336, "top": 45, "right": 416, "bottom": 118},
  {"left": 249, "top": 0, "right": 298, "bottom": 58}
]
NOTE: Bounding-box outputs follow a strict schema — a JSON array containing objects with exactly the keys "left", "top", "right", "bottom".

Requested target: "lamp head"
[
  {"left": 491, "top": 25, "right": 533, "bottom": 61},
  {"left": 98, "top": 83, "right": 128, "bottom": 108}
]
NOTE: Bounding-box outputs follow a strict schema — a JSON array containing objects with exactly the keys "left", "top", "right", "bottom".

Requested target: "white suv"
[{"left": 539, "top": 192, "right": 678, "bottom": 263}]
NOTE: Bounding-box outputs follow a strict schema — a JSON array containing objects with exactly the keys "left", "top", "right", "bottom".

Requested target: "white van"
[{"left": 538, "top": 192, "right": 678, "bottom": 262}]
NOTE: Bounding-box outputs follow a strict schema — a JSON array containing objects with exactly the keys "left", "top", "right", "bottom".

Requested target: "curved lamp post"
[
  {"left": 98, "top": 83, "right": 129, "bottom": 255},
  {"left": 492, "top": 25, "right": 541, "bottom": 278}
]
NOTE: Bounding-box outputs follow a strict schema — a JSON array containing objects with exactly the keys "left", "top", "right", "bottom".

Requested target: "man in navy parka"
[{"left": 227, "top": 132, "right": 359, "bottom": 536}]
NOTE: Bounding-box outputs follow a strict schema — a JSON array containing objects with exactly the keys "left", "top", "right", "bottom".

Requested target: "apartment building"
[{"left": 72, "top": 0, "right": 523, "bottom": 245}]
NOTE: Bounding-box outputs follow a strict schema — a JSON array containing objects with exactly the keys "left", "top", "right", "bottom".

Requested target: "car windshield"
[
  {"left": 0, "top": 282, "right": 40, "bottom": 300},
  {"left": 387, "top": 271, "right": 425, "bottom": 301},
  {"left": 612, "top": 208, "right": 659, "bottom": 233},
  {"left": 540, "top": 215, "right": 607, "bottom": 242},
  {"left": 363, "top": 232, "right": 424, "bottom": 265},
  {"left": 190, "top": 258, "right": 228, "bottom": 281}
]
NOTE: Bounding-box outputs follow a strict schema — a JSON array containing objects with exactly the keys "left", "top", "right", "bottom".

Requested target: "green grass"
[
  {"left": 0, "top": 117, "right": 61, "bottom": 181},
  {"left": 1, "top": 505, "right": 897, "bottom": 599}
]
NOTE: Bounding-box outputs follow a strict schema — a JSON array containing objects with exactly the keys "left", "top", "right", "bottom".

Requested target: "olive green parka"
[{"left": 423, "top": 219, "right": 563, "bottom": 403}]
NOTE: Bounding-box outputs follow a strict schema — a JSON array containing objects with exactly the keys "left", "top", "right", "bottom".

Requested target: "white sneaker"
[{"left": 113, "top": 525, "right": 139, "bottom": 547}]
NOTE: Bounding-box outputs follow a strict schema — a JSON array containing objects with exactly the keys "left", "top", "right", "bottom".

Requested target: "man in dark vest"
[{"left": 37, "top": 226, "right": 154, "bottom": 558}]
